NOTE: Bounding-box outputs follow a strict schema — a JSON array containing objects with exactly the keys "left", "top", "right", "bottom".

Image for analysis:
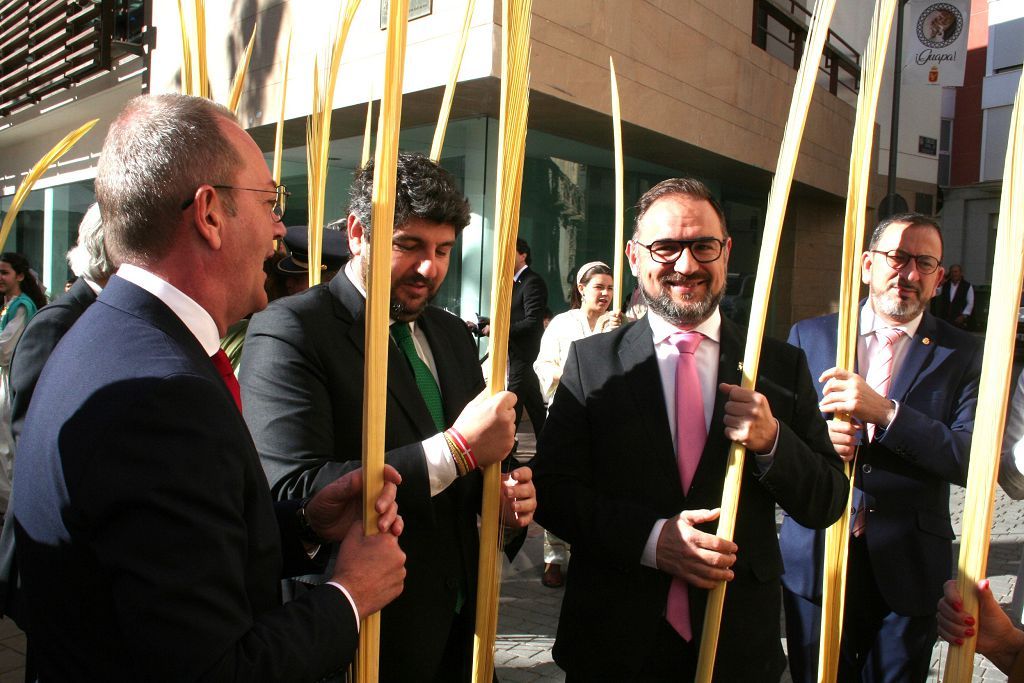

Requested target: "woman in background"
[
  {"left": 0, "top": 252, "right": 47, "bottom": 516},
  {"left": 533, "top": 261, "right": 621, "bottom": 587}
]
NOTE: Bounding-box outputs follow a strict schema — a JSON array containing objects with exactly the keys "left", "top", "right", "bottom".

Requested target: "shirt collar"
[
  {"left": 513, "top": 264, "right": 528, "bottom": 281},
  {"left": 344, "top": 259, "right": 407, "bottom": 330},
  {"left": 860, "top": 300, "right": 922, "bottom": 339},
  {"left": 648, "top": 306, "right": 722, "bottom": 345},
  {"left": 117, "top": 264, "right": 221, "bottom": 356}
]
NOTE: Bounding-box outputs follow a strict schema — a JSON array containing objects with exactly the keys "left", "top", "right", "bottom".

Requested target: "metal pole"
[{"left": 886, "top": 0, "right": 906, "bottom": 208}]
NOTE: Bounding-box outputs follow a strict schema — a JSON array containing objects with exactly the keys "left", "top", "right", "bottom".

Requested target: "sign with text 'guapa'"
[{"left": 902, "top": 0, "right": 971, "bottom": 86}]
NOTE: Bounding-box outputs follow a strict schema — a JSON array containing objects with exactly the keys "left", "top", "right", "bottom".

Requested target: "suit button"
[{"left": 862, "top": 463, "right": 872, "bottom": 474}]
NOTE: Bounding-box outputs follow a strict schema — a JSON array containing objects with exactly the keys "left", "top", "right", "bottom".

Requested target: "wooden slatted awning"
[{"left": 0, "top": 0, "right": 147, "bottom": 117}]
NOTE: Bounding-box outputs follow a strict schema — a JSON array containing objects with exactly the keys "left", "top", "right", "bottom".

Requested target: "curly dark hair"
[
  {"left": 348, "top": 153, "right": 471, "bottom": 241},
  {"left": 0, "top": 252, "right": 47, "bottom": 309}
]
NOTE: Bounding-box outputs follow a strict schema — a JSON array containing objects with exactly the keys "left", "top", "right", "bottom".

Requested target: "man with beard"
[
  {"left": 780, "top": 214, "right": 981, "bottom": 682},
  {"left": 530, "top": 178, "right": 847, "bottom": 681},
  {"left": 240, "top": 152, "right": 536, "bottom": 682}
]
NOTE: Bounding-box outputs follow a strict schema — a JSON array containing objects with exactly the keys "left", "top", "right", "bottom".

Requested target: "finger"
[
  {"left": 390, "top": 514, "right": 404, "bottom": 537},
  {"left": 495, "top": 390, "right": 518, "bottom": 410},
  {"left": 382, "top": 464, "right": 403, "bottom": 486},
  {"left": 684, "top": 566, "right": 735, "bottom": 588},
  {"left": 510, "top": 466, "right": 532, "bottom": 483},
  {"left": 818, "top": 367, "right": 848, "bottom": 384},
  {"left": 377, "top": 503, "right": 399, "bottom": 533},
  {"left": 679, "top": 508, "right": 722, "bottom": 526}
]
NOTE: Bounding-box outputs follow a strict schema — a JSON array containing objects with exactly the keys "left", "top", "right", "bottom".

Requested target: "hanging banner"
[{"left": 902, "top": 0, "right": 971, "bottom": 86}]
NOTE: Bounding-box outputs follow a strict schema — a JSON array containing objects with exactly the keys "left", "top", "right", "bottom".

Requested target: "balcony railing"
[{"left": 752, "top": 0, "right": 861, "bottom": 103}]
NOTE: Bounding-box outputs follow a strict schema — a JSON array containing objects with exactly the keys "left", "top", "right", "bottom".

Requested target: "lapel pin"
[
  {"left": 737, "top": 361, "right": 744, "bottom": 371},
  {"left": 922, "top": 337, "right": 931, "bottom": 345}
]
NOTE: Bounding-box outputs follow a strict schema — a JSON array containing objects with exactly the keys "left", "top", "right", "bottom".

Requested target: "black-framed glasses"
[
  {"left": 870, "top": 249, "right": 940, "bottom": 275},
  {"left": 181, "top": 184, "right": 290, "bottom": 222},
  {"left": 633, "top": 238, "right": 726, "bottom": 265}
]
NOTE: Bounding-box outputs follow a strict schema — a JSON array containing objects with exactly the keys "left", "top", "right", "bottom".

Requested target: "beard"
[
  {"left": 390, "top": 272, "right": 438, "bottom": 321},
  {"left": 359, "top": 255, "right": 438, "bottom": 322},
  {"left": 640, "top": 272, "right": 725, "bottom": 327},
  {"left": 870, "top": 278, "right": 927, "bottom": 323}
]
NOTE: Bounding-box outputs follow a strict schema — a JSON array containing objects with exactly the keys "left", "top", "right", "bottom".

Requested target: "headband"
[{"left": 576, "top": 261, "right": 610, "bottom": 286}]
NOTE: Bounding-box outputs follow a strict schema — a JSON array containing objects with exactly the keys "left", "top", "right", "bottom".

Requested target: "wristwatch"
[{"left": 296, "top": 497, "right": 325, "bottom": 545}]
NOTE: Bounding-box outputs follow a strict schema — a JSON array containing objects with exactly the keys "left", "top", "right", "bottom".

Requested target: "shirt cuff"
[
  {"left": 424, "top": 432, "right": 458, "bottom": 497},
  {"left": 874, "top": 400, "right": 900, "bottom": 440},
  {"left": 752, "top": 419, "right": 781, "bottom": 473},
  {"left": 642, "top": 519, "right": 668, "bottom": 568},
  {"left": 326, "top": 581, "right": 360, "bottom": 633}
]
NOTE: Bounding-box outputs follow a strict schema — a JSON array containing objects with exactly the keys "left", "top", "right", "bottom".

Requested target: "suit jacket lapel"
[
  {"left": 889, "top": 312, "right": 939, "bottom": 402},
  {"left": 330, "top": 274, "right": 438, "bottom": 437},
  {"left": 618, "top": 317, "right": 680, "bottom": 492}
]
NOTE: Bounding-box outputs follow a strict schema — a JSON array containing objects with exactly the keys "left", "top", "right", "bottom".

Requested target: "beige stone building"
[{"left": 1, "top": 0, "right": 919, "bottom": 335}]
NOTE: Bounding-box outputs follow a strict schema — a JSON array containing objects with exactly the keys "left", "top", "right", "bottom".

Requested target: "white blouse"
[{"left": 534, "top": 308, "right": 616, "bottom": 404}]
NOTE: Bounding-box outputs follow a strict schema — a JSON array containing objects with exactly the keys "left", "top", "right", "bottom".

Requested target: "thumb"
[{"left": 680, "top": 508, "right": 721, "bottom": 526}]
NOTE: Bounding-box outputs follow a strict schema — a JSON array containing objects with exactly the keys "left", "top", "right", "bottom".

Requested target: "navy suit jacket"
[
  {"left": 531, "top": 314, "right": 848, "bottom": 681},
  {"left": 779, "top": 309, "right": 981, "bottom": 616},
  {"left": 12, "top": 276, "right": 356, "bottom": 682}
]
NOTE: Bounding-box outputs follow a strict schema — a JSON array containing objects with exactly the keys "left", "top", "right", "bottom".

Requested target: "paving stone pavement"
[{"left": 496, "top": 424, "right": 1024, "bottom": 682}]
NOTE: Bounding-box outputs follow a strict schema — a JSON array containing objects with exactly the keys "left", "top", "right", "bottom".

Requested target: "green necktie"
[{"left": 391, "top": 322, "right": 446, "bottom": 431}]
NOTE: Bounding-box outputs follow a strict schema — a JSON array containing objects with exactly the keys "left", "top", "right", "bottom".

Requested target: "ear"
[
  {"left": 15, "top": 272, "right": 23, "bottom": 283},
  {"left": 347, "top": 214, "right": 366, "bottom": 257},
  {"left": 187, "top": 185, "right": 225, "bottom": 250},
  {"left": 861, "top": 250, "right": 874, "bottom": 285},
  {"left": 625, "top": 240, "right": 640, "bottom": 277},
  {"left": 722, "top": 236, "right": 733, "bottom": 266},
  {"left": 577, "top": 282, "right": 586, "bottom": 296}
]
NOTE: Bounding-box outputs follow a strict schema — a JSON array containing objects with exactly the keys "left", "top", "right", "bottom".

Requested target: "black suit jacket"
[
  {"left": 508, "top": 267, "right": 547, "bottom": 365},
  {"left": 0, "top": 277, "right": 97, "bottom": 625},
  {"left": 240, "top": 273, "right": 487, "bottom": 682},
  {"left": 780, "top": 310, "right": 980, "bottom": 616},
  {"left": 12, "top": 276, "right": 356, "bottom": 682},
  {"left": 531, "top": 314, "right": 847, "bottom": 681}
]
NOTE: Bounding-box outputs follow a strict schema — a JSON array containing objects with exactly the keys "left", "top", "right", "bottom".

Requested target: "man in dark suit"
[
  {"left": 0, "top": 203, "right": 114, "bottom": 671},
  {"left": 507, "top": 238, "right": 548, "bottom": 433},
  {"left": 240, "top": 153, "right": 537, "bottom": 682},
  {"left": 781, "top": 214, "right": 980, "bottom": 682},
  {"left": 11, "top": 93, "right": 407, "bottom": 682},
  {"left": 530, "top": 178, "right": 848, "bottom": 681},
  {"left": 931, "top": 263, "right": 975, "bottom": 330}
]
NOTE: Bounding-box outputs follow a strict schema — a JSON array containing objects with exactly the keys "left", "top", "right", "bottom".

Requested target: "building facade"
[{"left": 2, "top": 0, "right": 937, "bottom": 336}]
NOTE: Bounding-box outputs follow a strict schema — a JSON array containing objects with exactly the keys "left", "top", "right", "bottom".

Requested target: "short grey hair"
[
  {"left": 66, "top": 203, "right": 115, "bottom": 283},
  {"left": 95, "top": 94, "right": 241, "bottom": 264}
]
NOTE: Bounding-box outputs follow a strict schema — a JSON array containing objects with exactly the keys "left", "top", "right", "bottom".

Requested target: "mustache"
[
  {"left": 659, "top": 274, "right": 709, "bottom": 286},
  {"left": 891, "top": 278, "right": 921, "bottom": 294},
  {"left": 397, "top": 273, "right": 436, "bottom": 290}
]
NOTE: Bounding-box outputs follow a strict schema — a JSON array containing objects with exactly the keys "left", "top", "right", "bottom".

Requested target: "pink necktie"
[
  {"left": 666, "top": 331, "right": 706, "bottom": 641},
  {"left": 211, "top": 349, "right": 242, "bottom": 413},
  {"left": 852, "top": 327, "right": 903, "bottom": 536}
]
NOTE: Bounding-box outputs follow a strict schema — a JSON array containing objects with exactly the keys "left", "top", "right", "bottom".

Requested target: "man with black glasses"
[
  {"left": 780, "top": 213, "right": 981, "bottom": 682},
  {"left": 530, "top": 177, "right": 847, "bottom": 681}
]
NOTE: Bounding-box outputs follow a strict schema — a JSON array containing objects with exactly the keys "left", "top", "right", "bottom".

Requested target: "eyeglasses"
[
  {"left": 870, "top": 249, "right": 940, "bottom": 275},
  {"left": 633, "top": 238, "right": 726, "bottom": 265},
  {"left": 181, "top": 184, "right": 290, "bottom": 222}
]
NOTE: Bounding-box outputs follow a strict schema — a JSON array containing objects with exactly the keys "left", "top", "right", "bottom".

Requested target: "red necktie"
[
  {"left": 666, "top": 331, "right": 706, "bottom": 641},
  {"left": 211, "top": 349, "right": 242, "bottom": 412}
]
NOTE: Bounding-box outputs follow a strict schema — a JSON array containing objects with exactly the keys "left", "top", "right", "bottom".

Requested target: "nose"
[
  {"left": 673, "top": 247, "right": 700, "bottom": 275},
  {"left": 417, "top": 257, "right": 438, "bottom": 280}
]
